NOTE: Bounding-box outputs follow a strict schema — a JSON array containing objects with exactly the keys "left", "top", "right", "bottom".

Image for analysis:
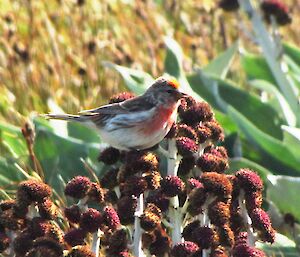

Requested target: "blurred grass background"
[{"left": 0, "top": 0, "right": 299, "bottom": 126}]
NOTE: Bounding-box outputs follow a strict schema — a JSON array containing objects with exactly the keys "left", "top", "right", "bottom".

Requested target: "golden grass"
[{"left": 0, "top": 0, "right": 299, "bottom": 125}]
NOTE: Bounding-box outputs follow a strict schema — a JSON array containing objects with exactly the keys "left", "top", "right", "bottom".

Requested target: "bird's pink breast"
[{"left": 141, "top": 104, "right": 177, "bottom": 135}]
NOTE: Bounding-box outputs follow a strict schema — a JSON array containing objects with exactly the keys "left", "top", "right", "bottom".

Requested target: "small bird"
[{"left": 44, "top": 77, "right": 186, "bottom": 150}]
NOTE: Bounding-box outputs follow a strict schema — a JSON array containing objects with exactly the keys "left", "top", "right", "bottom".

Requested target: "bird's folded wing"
[{"left": 79, "top": 96, "right": 155, "bottom": 115}]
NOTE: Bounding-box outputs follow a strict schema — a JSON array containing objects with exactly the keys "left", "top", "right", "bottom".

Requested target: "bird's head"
[{"left": 145, "top": 77, "right": 187, "bottom": 106}]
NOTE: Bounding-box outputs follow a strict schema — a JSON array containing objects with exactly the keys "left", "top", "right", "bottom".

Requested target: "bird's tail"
[{"left": 41, "top": 113, "right": 94, "bottom": 122}]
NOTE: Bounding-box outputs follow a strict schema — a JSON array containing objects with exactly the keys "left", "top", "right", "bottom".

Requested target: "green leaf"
[
  {"left": 188, "top": 72, "right": 283, "bottom": 139},
  {"left": 228, "top": 106, "right": 300, "bottom": 176},
  {"left": 281, "top": 125, "right": 300, "bottom": 158},
  {"left": 33, "top": 119, "right": 102, "bottom": 192},
  {"left": 163, "top": 37, "right": 199, "bottom": 97},
  {"left": 227, "top": 157, "right": 271, "bottom": 182},
  {"left": 257, "top": 233, "right": 298, "bottom": 257},
  {"left": 267, "top": 175, "right": 300, "bottom": 221},
  {"left": 67, "top": 122, "right": 100, "bottom": 143},
  {"left": 0, "top": 122, "right": 27, "bottom": 158},
  {"left": 102, "top": 61, "right": 153, "bottom": 94},
  {"left": 249, "top": 79, "right": 296, "bottom": 127},
  {"left": 283, "top": 42, "right": 300, "bottom": 66},
  {"left": 241, "top": 52, "right": 277, "bottom": 86},
  {"left": 203, "top": 41, "right": 238, "bottom": 78}
]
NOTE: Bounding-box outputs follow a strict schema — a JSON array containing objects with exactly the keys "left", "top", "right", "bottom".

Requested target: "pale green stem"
[
  {"left": 133, "top": 193, "right": 145, "bottom": 257},
  {"left": 91, "top": 229, "right": 102, "bottom": 257}
]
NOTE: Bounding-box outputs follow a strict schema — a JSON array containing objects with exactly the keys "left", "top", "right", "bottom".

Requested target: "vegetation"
[{"left": 0, "top": 0, "right": 300, "bottom": 256}]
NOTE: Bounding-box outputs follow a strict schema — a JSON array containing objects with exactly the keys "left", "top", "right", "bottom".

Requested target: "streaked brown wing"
[{"left": 79, "top": 95, "right": 155, "bottom": 115}]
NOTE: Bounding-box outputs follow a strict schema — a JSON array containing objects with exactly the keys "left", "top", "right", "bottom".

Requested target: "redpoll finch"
[{"left": 44, "top": 77, "right": 186, "bottom": 150}]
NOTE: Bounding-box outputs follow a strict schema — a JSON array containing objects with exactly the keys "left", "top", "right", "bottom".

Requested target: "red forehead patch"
[{"left": 168, "top": 78, "right": 179, "bottom": 89}]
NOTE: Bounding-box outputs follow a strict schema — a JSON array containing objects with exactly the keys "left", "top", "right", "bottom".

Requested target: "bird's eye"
[{"left": 166, "top": 89, "right": 173, "bottom": 94}]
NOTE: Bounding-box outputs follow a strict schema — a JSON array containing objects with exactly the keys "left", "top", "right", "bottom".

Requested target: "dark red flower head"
[
  {"left": 210, "top": 246, "right": 228, "bottom": 257},
  {"left": 146, "top": 192, "right": 170, "bottom": 212},
  {"left": 64, "top": 228, "right": 87, "bottom": 247},
  {"left": 245, "top": 191, "right": 263, "bottom": 213},
  {"left": 79, "top": 208, "right": 102, "bottom": 233},
  {"left": 87, "top": 182, "right": 106, "bottom": 204},
  {"left": 100, "top": 168, "right": 119, "bottom": 190},
  {"left": 196, "top": 153, "right": 228, "bottom": 173},
  {"left": 179, "top": 101, "right": 213, "bottom": 125},
  {"left": 120, "top": 175, "right": 148, "bottom": 196},
  {"left": 143, "top": 170, "right": 162, "bottom": 190},
  {"left": 65, "top": 176, "right": 92, "bottom": 199},
  {"left": 98, "top": 147, "right": 120, "bottom": 165},
  {"left": 28, "top": 237, "right": 64, "bottom": 257},
  {"left": 176, "top": 124, "right": 199, "bottom": 142},
  {"left": 38, "top": 198, "right": 58, "bottom": 220},
  {"left": 64, "top": 205, "right": 81, "bottom": 224},
  {"left": 149, "top": 227, "right": 171, "bottom": 256},
  {"left": 236, "top": 169, "right": 263, "bottom": 193},
  {"left": 117, "top": 195, "right": 137, "bottom": 225},
  {"left": 170, "top": 241, "right": 199, "bottom": 257},
  {"left": 217, "top": 224, "right": 235, "bottom": 247},
  {"left": 208, "top": 201, "right": 230, "bottom": 226},
  {"left": 261, "top": 0, "right": 291, "bottom": 26},
  {"left": 140, "top": 204, "right": 161, "bottom": 232},
  {"left": 0, "top": 208, "right": 25, "bottom": 231},
  {"left": 106, "top": 229, "right": 128, "bottom": 255},
  {"left": 250, "top": 208, "right": 276, "bottom": 243},
  {"left": 178, "top": 156, "right": 196, "bottom": 176},
  {"left": 176, "top": 137, "right": 198, "bottom": 156},
  {"left": 161, "top": 175, "right": 185, "bottom": 197},
  {"left": 195, "top": 124, "right": 212, "bottom": 144},
  {"left": 200, "top": 172, "right": 232, "bottom": 201},
  {"left": 203, "top": 120, "right": 224, "bottom": 142},
  {"left": 103, "top": 206, "right": 121, "bottom": 231},
  {"left": 187, "top": 178, "right": 203, "bottom": 193},
  {"left": 178, "top": 96, "right": 197, "bottom": 115},
  {"left": 17, "top": 179, "right": 52, "bottom": 203},
  {"left": 182, "top": 220, "right": 200, "bottom": 242},
  {"left": 124, "top": 151, "right": 159, "bottom": 173},
  {"left": 191, "top": 226, "right": 218, "bottom": 249},
  {"left": 188, "top": 185, "right": 207, "bottom": 216},
  {"left": 232, "top": 244, "right": 266, "bottom": 257},
  {"left": 109, "top": 92, "right": 135, "bottom": 104}
]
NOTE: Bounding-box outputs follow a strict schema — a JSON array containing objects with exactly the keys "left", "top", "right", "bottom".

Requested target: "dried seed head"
[
  {"left": 103, "top": 206, "right": 121, "bottom": 231},
  {"left": 250, "top": 208, "right": 276, "bottom": 243},
  {"left": 13, "top": 230, "right": 34, "bottom": 255},
  {"left": 101, "top": 168, "right": 119, "bottom": 190},
  {"left": 161, "top": 175, "right": 185, "bottom": 197},
  {"left": 210, "top": 246, "right": 228, "bottom": 257},
  {"left": 124, "top": 151, "right": 159, "bottom": 173},
  {"left": 232, "top": 244, "right": 266, "bottom": 257},
  {"left": 203, "top": 121, "right": 224, "bottom": 142},
  {"left": 217, "top": 224, "right": 235, "bottom": 247},
  {"left": 98, "top": 147, "right": 120, "bottom": 165},
  {"left": 120, "top": 176, "right": 148, "bottom": 196},
  {"left": 79, "top": 208, "right": 102, "bottom": 233},
  {"left": 140, "top": 210, "right": 161, "bottom": 232},
  {"left": 107, "top": 229, "right": 128, "bottom": 254},
  {"left": 197, "top": 153, "right": 228, "bottom": 173},
  {"left": 200, "top": 172, "right": 232, "bottom": 201},
  {"left": 236, "top": 169, "right": 263, "bottom": 193},
  {"left": 143, "top": 170, "right": 161, "bottom": 190},
  {"left": 28, "top": 217, "right": 51, "bottom": 238},
  {"left": 170, "top": 241, "right": 199, "bottom": 257},
  {"left": 18, "top": 180, "right": 52, "bottom": 203},
  {"left": 186, "top": 178, "right": 203, "bottom": 193},
  {"left": 195, "top": 124, "right": 212, "bottom": 144},
  {"left": 188, "top": 185, "right": 207, "bottom": 216},
  {"left": 65, "top": 176, "right": 92, "bottom": 199},
  {"left": 178, "top": 156, "right": 196, "bottom": 177},
  {"left": 179, "top": 101, "right": 213, "bottom": 125},
  {"left": 38, "top": 198, "right": 58, "bottom": 220},
  {"left": 64, "top": 205, "right": 81, "bottom": 224},
  {"left": 146, "top": 192, "right": 170, "bottom": 212},
  {"left": 87, "top": 182, "right": 106, "bottom": 204},
  {"left": 191, "top": 226, "right": 218, "bottom": 249},
  {"left": 245, "top": 191, "right": 263, "bottom": 213},
  {"left": 28, "top": 237, "right": 64, "bottom": 257},
  {"left": 182, "top": 221, "right": 201, "bottom": 243},
  {"left": 176, "top": 137, "right": 198, "bottom": 156},
  {"left": 64, "top": 228, "right": 87, "bottom": 247},
  {"left": 208, "top": 201, "right": 230, "bottom": 226},
  {"left": 149, "top": 227, "right": 171, "bottom": 256},
  {"left": 117, "top": 195, "right": 137, "bottom": 225},
  {"left": 0, "top": 208, "right": 25, "bottom": 230},
  {"left": 176, "top": 124, "right": 198, "bottom": 142}
]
